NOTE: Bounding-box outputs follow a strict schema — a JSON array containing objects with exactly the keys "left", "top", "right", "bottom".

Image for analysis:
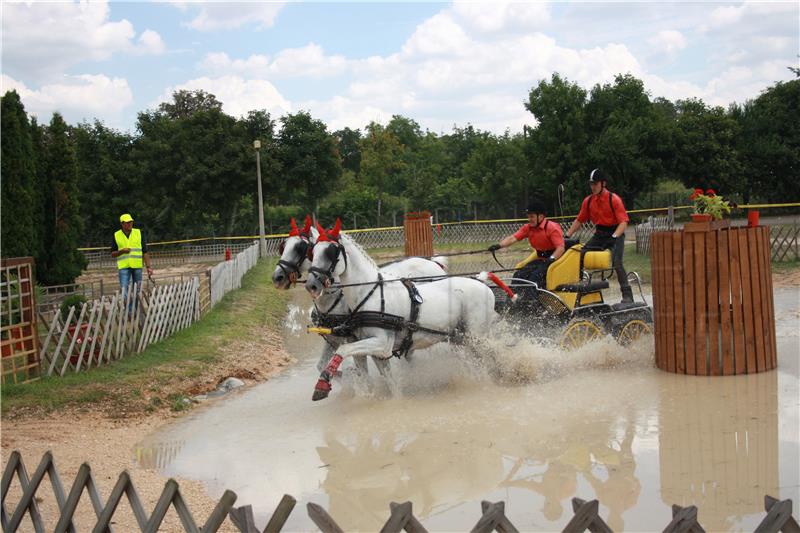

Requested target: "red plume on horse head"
[
  {"left": 315, "top": 221, "right": 330, "bottom": 242},
  {"left": 301, "top": 215, "right": 312, "bottom": 236},
  {"left": 328, "top": 218, "right": 342, "bottom": 240},
  {"left": 289, "top": 218, "right": 300, "bottom": 237}
]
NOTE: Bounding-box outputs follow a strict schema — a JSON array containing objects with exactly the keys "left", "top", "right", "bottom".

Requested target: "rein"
[{"left": 328, "top": 268, "right": 518, "bottom": 288}]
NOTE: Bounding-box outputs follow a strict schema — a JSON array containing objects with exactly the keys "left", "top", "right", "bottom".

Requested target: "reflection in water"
[
  {"left": 135, "top": 439, "right": 185, "bottom": 469},
  {"left": 132, "top": 288, "right": 798, "bottom": 532},
  {"left": 659, "top": 370, "right": 779, "bottom": 531}
]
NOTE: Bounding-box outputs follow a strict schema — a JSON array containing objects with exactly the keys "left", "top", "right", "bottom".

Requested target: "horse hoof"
[
  {"left": 312, "top": 379, "right": 331, "bottom": 401},
  {"left": 312, "top": 389, "right": 329, "bottom": 401}
]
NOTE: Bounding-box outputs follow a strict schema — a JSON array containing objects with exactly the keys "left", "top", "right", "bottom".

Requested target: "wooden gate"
[
  {"left": 1, "top": 257, "right": 40, "bottom": 384},
  {"left": 651, "top": 225, "right": 776, "bottom": 375},
  {"left": 404, "top": 212, "right": 433, "bottom": 258}
]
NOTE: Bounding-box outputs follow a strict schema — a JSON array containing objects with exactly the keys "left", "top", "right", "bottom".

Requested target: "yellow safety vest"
[{"left": 114, "top": 228, "right": 143, "bottom": 269}]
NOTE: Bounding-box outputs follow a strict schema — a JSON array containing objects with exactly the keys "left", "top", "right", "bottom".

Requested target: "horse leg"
[
  {"left": 312, "top": 333, "right": 393, "bottom": 401},
  {"left": 316, "top": 341, "right": 336, "bottom": 373}
]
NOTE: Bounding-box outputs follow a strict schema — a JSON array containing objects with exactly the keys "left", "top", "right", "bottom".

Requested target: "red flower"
[{"left": 705, "top": 189, "right": 716, "bottom": 196}]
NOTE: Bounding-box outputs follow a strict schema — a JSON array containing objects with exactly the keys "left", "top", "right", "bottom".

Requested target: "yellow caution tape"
[{"left": 76, "top": 202, "right": 799, "bottom": 250}]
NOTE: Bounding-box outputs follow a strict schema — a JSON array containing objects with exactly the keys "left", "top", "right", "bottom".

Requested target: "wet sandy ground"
[{"left": 135, "top": 288, "right": 800, "bottom": 532}]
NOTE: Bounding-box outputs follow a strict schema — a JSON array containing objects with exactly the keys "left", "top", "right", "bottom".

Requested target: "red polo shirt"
[
  {"left": 513, "top": 219, "right": 564, "bottom": 253},
  {"left": 576, "top": 189, "right": 629, "bottom": 226}
]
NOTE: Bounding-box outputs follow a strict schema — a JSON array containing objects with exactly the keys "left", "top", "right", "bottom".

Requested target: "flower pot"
[{"left": 691, "top": 213, "right": 712, "bottom": 222}]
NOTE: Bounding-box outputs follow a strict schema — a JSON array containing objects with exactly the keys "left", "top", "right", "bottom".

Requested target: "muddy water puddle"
[{"left": 135, "top": 288, "right": 800, "bottom": 532}]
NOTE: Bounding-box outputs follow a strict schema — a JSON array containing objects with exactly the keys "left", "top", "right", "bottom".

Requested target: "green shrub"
[{"left": 60, "top": 294, "right": 87, "bottom": 316}]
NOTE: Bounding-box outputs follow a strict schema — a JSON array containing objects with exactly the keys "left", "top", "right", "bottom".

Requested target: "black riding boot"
[{"left": 620, "top": 286, "right": 634, "bottom": 304}]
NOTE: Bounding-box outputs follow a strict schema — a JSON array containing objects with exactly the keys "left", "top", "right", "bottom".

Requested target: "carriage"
[{"left": 489, "top": 241, "right": 653, "bottom": 350}]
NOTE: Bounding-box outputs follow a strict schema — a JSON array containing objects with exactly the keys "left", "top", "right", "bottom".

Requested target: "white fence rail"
[
  {"left": 209, "top": 243, "right": 259, "bottom": 307},
  {"left": 38, "top": 278, "right": 200, "bottom": 376},
  {"left": 37, "top": 243, "right": 261, "bottom": 376}
]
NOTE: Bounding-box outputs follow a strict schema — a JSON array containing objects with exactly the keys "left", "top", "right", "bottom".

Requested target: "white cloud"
[
  {"left": 451, "top": 1, "right": 551, "bottom": 33},
  {"left": 184, "top": 3, "right": 285, "bottom": 31},
  {"left": 648, "top": 30, "right": 687, "bottom": 55},
  {"left": 152, "top": 76, "right": 291, "bottom": 119},
  {"left": 199, "top": 44, "right": 348, "bottom": 78},
  {"left": 2, "top": 74, "right": 133, "bottom": 122},
  {"left": 137, "top": 30, "right": 166, "bottom": 55},
  {"left": 402, "top": 13, "right": 472, "bottom": 57},
  {"left": 2, "top": 1, "right": 165, "bottom": 83}
]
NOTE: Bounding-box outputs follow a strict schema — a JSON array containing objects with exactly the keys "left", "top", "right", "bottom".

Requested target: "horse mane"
[{"left": 339, "top": 232, "right": 379, "bottom": 270}]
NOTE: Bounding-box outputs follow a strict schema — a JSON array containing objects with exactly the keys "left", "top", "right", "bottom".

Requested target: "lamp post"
[{"left": 254, "top": 140, "right": 266, "bottom": 257}]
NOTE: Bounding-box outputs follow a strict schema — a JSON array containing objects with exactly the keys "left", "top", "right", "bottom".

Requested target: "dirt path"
[{"left": 1, "top": 325, "right": 292, "bottom": 532}]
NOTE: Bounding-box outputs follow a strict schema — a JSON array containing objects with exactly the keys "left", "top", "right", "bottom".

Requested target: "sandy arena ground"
[{"left": 2, "top": 269, "right": 798, "bottom": 532}]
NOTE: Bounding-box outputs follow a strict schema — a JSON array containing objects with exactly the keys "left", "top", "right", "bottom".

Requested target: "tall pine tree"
[
  {"left": 39, "top": 113, "right": 86, "bottom": 284},
  {"left": 1, "top": 91, "right": 36, "bottom": 258}
]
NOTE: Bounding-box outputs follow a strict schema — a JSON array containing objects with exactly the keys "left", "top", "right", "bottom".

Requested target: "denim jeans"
[{"left": 118, "top": 267, "right": 143, "bottom": 307}]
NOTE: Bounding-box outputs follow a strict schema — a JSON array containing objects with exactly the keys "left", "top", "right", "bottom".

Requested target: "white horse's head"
[
  {"left": 305, "top": 219, "right": 347, "bottom": 299},
  {"left": 272, "top": 215, "right": 314, "bottom": 289}
]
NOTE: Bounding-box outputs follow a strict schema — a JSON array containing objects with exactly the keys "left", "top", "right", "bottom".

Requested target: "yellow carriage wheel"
[
  {"left": 560, "top": 318, "right": 604, "bottom": 350},
  {"left": 617, "top": 320, "right": 652, "bottom": 346}
]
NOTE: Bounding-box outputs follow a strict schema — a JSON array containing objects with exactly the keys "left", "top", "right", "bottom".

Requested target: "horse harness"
[
  {"left": 311, "top": 242, "right": 450, "bottom": 358},
  {"left": 276, "top": 234, "right": 312, "bottom": 282}
]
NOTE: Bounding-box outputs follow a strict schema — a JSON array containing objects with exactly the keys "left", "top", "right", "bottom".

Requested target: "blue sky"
[{"left": 2, "top": 1, "right": 798, "bottom": 135}]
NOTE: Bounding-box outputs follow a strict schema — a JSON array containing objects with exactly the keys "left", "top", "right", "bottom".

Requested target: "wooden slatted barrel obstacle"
[
  {"left": 651, "top": 222, "right": 777, "bottom": 375},
  {"left": 404, "top": 211, "right": 434, "bottom": 258}
]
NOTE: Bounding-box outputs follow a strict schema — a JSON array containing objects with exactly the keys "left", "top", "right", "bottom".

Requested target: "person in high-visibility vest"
[{"left": 110, "top": 213, "right": 153, "bottom": 299}]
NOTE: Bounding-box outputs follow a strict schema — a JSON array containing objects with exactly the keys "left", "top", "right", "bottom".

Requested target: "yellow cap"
[{"left": 119, "top": 213, "right": 134, "bottom": 222}]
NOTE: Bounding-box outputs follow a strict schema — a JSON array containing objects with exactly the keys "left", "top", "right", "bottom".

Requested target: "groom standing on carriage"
[{"left": 487, "top": 199, "right": 565, "bottom": 290}]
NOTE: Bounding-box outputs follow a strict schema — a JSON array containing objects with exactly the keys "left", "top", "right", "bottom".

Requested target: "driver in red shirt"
[
  {"left": 565, "top": 168, "right": 633, "bottom": 303},
  {"left": 488, "top": 199, "right": 564, "bottom": 288}
]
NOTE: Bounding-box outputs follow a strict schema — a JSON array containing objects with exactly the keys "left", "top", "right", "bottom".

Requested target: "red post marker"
[
  {"left": 747, "top": 210, "right": 759, "bottom": 227},
  {"left": 225, "top": 247, "right": 231, "bottom": 261},
  {"left": 487, "top": 272, "right": 518, "bottom": 302}
]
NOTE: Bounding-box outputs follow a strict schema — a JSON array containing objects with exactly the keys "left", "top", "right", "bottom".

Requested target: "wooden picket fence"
[
  {"left": 3, "top": 451, "right": 798, "bottom": 533},
  {"left": 771, "top": 224, "right": 800, "bottom": 261},
  {"left": 37, "top": 278, "right": 200, "bottom": 376}
]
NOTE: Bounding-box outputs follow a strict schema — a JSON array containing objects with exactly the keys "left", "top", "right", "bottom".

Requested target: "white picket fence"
[
  {"left": 32, "top": 244, "right": 262, "bottom": 377},
  {"left": 38, "top": 278, "right": 200, "bottom": 376},
  {"left": 209, "top": 243, "right": 259, "bottom": 307}
]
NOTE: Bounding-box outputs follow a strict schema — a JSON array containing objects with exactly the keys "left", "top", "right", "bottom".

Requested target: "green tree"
[
  {"left": 525, "top": 73, "right": 589, "bottom": 212},
  {"left": 1, "top": 91, "right": 37, "bottom": 258},
  {"left": 158, "top": 89, "right": 223, "bottom": 119},
  {"left": 39, "top": 113, "right": 86, "bottom": 284},
  {"left": 735, "top": 79, "right": 799, "bottom": 203},
  {"left": 72, "top": 121, "right": 136, "bottom": 245},
  {"left": 584, "top": 74, "right": 673, "bottom": 208},
  {"left": 276, "top": 111, "right": 341, "bottom": 213},
  {"left": 359, "top": 122, "right": 406, "bottom": 225},
  {"left": 673, "top": 98, "right": 743, "bottom": 200},
  {"left": 333, "top": 127, "right": 362, "bottom": 176}
]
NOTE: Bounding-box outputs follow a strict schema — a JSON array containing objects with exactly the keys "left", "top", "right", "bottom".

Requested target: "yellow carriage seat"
[{"left": 545, "top": 244, "right": 611, "bottom": 309}]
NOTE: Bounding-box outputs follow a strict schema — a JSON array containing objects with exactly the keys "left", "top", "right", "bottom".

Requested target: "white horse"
[
  {"left": 271, "top": 217, "right": 448, "bottom": 377},
  {"left": 305, "top": 219, "right": 497, "bottom": 401}
]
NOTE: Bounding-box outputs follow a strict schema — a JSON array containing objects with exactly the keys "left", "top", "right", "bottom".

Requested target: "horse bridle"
[
  {"left": 309, "top": 241, "right": 347, "bottom": 287},
  {"left": 276, "top": 235, "right": 312, "bottom": 283}
]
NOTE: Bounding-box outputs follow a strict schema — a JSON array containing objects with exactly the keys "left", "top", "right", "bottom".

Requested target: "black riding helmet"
[
  {"left": 526, "top": 199, "right": 547, "bottom": 215},
  {"left": 588, "top": 168, "right": 609, "bottom": 184}
]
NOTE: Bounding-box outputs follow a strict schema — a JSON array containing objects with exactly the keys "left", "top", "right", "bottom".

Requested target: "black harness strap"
[{"left": 393, "top": 279, "right": 423, "bottom": 358}]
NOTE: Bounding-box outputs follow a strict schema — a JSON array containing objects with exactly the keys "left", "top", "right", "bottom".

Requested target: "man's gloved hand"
[{"left": 488, "top": 244, "right": 501, "bottom": 252}]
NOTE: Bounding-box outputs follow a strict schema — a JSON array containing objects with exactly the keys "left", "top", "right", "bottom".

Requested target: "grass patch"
[
  {"left": 1, "top": 260, "right": 290, "bottom": 417},
  {"left": 772, "top": 259, "right": 800, "bottom": 272}
]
